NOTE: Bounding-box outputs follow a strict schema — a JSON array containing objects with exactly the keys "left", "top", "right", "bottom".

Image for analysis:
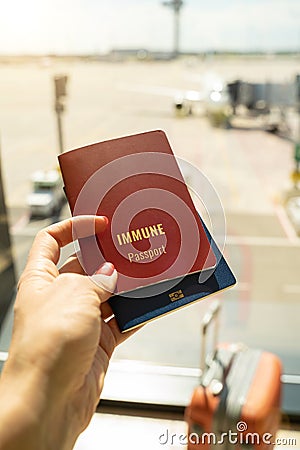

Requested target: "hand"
[{"left": 0, "top": 216, "right": 136, "bottom": 450}]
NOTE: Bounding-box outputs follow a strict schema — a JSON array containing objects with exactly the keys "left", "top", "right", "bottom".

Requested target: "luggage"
[{"left": 185, "top": 302, "right": 282, "bottom": 450}]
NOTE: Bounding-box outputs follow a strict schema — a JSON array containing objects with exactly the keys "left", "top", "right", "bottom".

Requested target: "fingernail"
[
  {"left": 95, "top": 262, "right": 115, "bottom": 276},
  {"left": 91, "top": 268, "right": 118, "bottom": 294},
  {"left": 102, "top": 216, "right": 109, "bottom": 226}
]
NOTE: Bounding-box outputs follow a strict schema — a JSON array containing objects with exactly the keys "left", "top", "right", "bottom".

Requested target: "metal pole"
[
  {"left": 174, "top": 6, "right": 180, "bottom": 57},
  {"left": 54, "top": 75, "right": 68, "bottom": 155},
  {"left": 162, "top": 0, "right": 184, "bottom": 58},
  {"left": 55, "top": 101, "right": 64, "bottom": 154}
]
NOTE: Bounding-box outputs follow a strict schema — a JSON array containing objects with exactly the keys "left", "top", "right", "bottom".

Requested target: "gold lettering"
[
  {"left": 149, "top": 225, "right": 159, "bottom": 237},
  {"left": 131, "top": 229, "right": 142, "bottom": 242},
  {"left": 128, "top": 252, "right": 134, "bottom": 262},
  {"left": 157, "top": 223, "right": 165, "bottom": 235},
  {"left": 141, "top": 227, "right": 150, "bottom": 239},
  {"left": 121, "top": 232, "right": 132, "bottom": 245},
  {"left": 116, "top": 223, "right": 166, "bottom": 246},
  {"left": 127, "top": 245, "right": 167, "bottom": 263}
]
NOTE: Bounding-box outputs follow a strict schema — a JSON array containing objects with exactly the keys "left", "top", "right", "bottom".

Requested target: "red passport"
[{"left": 58, "top": 130, "right": 216, "bottom": 294}]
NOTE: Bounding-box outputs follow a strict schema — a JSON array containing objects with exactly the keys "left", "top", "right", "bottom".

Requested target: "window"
[{"left": 0, "top": 0, "right": 299, "bottom": 420}]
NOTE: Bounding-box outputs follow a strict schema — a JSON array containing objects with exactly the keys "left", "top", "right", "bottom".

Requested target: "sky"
[{"left": 0, "top": 0, "right": 299, "bottom": 54}]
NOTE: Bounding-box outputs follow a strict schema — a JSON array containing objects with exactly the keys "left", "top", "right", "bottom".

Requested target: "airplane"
[
  {"left": 173, "top": 75, "right": 300, "bottom": 134},
  {"left": 119, "top": 70, "right": 300, "bottom": 135},
  {"left": 118, "top": 69, "right": 232, "bottom": 128}
]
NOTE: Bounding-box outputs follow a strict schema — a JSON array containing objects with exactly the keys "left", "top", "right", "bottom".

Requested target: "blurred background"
[{"left": 0, "top": 0, "right": 300, "bottom": 448}]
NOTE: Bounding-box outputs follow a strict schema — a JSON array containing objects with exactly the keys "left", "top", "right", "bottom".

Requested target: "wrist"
[{"left": 0, "top": 357, "right": 76, "bottom": 450}]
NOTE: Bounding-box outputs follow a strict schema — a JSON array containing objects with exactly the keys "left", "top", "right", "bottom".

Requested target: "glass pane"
[{"left": 0, "top": 1, "right": 299, "bottom": 416}]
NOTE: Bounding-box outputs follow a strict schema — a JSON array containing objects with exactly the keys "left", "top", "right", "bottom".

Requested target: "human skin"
[{"left": 0, "top": 216, "right": 136, "bottom": 450}]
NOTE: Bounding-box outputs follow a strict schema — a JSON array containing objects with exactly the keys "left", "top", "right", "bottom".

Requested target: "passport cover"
[
  {"left": 109, "top": 218, "right": 236, "bottom": 331},
  {"left": 58, "top": 130, "right": 216, "bottom": 294}
]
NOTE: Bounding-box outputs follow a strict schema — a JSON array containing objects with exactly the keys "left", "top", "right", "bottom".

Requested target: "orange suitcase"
[{"left": 185, "top": 302, "right": 282, "bottom": 450}]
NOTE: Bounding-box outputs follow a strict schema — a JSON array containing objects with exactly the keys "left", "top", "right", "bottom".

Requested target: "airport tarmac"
[{"left": 1, "top": 56, "right": 300, "bottom": 379}]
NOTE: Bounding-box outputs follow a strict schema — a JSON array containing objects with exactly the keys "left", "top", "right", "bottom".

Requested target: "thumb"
[{"left": 90, "top": 262, "right": 118, "bottom": 302}]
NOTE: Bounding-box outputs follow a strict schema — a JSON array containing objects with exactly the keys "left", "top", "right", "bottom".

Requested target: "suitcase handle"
[{"left": 200, "top": 301, "right": 220, "bottom": 376}]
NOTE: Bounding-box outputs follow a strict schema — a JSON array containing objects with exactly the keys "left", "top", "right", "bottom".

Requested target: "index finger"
[{"left": 20, "top": 215, "right": 108, "bottom": 285}]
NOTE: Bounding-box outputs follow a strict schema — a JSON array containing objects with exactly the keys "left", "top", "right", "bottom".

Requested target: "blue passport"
[{"left": 109, "top": 218, "right": 236, "bottom": 332}]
